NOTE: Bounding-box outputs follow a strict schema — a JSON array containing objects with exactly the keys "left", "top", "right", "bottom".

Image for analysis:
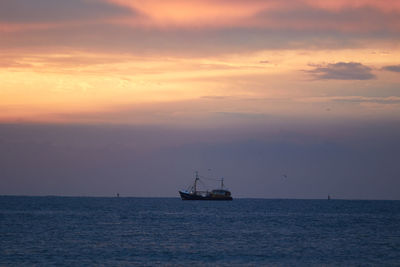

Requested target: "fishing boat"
[{"left": 179, "top": 171, "right": 233, "bottom": 200}]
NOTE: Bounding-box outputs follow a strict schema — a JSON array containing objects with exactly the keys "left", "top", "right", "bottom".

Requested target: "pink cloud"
[
  {"left": 104, "top": 0, "right": 400, "bottom": 32},
  {"left": 2, "top": 0, "right": 400, "bottom": 33}
]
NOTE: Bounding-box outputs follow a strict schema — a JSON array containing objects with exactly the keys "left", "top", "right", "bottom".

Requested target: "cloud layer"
[
  {"left": 308, "top": 62, "right": 375, "bottom": 80},
  {"left": 1, "top": 0, "right": 399, "bottom": 125},
  {"left": 383, "top": 65, "right": 400, "bottom": 73},
  {"left": 0, "top": 0, "right": 132, "bottom": 23},
  {"left": 1, "top": 0, "right": 400, "bottom": 52}
]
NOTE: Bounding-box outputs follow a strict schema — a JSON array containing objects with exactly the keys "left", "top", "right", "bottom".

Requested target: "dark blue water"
[{"left": 1, "top": 197, "right": 399, "bottom": 266}]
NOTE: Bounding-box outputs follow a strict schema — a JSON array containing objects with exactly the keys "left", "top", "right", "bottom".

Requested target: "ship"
[{"left": 179, "top": 171, "right": 233, "bottom": 200}]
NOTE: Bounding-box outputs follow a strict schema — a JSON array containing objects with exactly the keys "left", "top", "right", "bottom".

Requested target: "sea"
[{"left": 1, "top": 196, "right": 399, "bottom": 266}]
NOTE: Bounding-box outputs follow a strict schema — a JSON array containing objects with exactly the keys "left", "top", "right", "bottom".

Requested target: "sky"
[{"left": 0, "top": 0, "right": 399, "bottom": 199}]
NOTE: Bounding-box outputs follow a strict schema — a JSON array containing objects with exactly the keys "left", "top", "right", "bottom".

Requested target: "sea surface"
[{"left": 1, "top": 196, "right": 399, "bottom": 266}]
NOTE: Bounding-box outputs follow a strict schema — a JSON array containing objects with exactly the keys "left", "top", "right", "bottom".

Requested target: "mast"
[
  {"left": 194, "top": 171, "right": 199, "bottom": 193},
  {"left": 221, "top": 177, "right": 224, "bottom": 189}
]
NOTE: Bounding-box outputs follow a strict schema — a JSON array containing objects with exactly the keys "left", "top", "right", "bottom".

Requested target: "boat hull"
[{"left": 179, "top": 191, "right": 232, "bottom": 201}]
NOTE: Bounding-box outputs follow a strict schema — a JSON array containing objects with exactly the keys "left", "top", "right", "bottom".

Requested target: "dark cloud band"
[
  {"left": 382, "top": 65, "right": 400, "bottom": 73},
  {"left": 307, "top": 62, "right": 375, "bottom": 80},
  {"left": 0, "top": 0, "right": 133, "bottom": 23}
]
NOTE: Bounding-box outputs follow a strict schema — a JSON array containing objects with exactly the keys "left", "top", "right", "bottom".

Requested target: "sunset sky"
[{"left": 1, "top": 0, "right": 399, "bottom": 198}]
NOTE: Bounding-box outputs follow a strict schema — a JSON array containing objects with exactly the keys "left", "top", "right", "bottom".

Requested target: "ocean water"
[{"left": 1, "top": 197, "right": 399, "bottom": 266}]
